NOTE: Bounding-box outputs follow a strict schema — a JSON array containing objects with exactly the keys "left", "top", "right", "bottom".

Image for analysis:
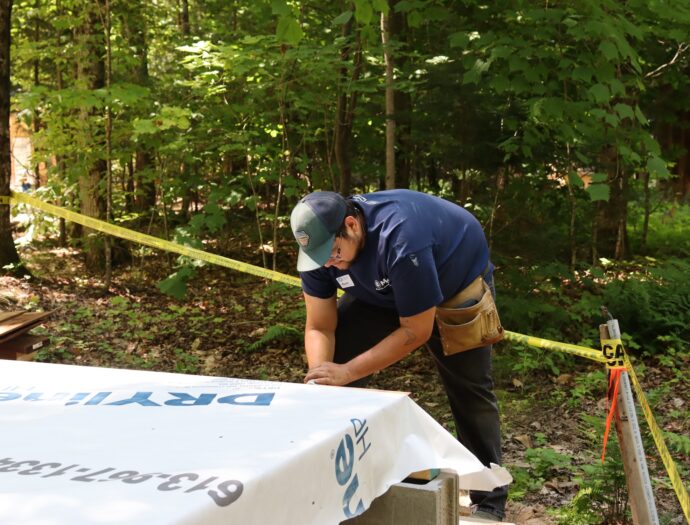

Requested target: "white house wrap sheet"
[{"left": 0, "top": 360, "right": 511, "bottom": 525}]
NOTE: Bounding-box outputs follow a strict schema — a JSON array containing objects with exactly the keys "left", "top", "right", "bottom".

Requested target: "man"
[{"left": 290, "top": 189, "right": 507, "bottom": 521}]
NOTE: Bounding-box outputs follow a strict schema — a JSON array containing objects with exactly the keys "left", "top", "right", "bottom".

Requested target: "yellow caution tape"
[
  {"left": 503, "top": 330, "right": 606, "bottom": 363},
  {"left": 8, "top": 192, "right": 302, "bottom": 289},
  {"left": 7, "top": 192, "right": 689, "bottom": 517},
  {"left": 600, "top": 338, "right": 625, "bottom": 369},
  {"left": 624, "top": 354, "right": 690, "bottom": 523}
]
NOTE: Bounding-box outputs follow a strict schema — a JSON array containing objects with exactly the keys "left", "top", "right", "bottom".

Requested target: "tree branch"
[{"left": 645, "top": 43, "right": 689, "bottom": 79}]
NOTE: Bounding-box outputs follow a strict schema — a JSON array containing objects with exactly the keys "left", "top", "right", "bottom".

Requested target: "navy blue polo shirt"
[{"left": 299, "top": 190, "right": 490, "bottom": 317}]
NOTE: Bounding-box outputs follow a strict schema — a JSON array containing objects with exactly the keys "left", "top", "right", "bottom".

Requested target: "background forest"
[{"left": 0, "top": 1, "right": 689, "bottom": 523}]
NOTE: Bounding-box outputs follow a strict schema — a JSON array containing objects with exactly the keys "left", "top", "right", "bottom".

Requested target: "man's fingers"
[{"left": 305, "top": 368, "right": 326, "bottom": 383}]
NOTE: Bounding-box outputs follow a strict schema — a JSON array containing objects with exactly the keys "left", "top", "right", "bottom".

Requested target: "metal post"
[{"left": 600, "top": 311, "right": 659, "bottom": 525}]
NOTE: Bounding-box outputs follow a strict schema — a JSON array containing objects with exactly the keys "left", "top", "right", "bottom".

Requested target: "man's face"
[{"left": 323, "top": 218, "right": 361, "bottom": 270}]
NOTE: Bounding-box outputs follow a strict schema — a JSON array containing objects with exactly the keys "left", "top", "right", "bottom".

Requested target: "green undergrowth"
[{"left": 496, "top": 256, "right": 690, "bottom": 361}]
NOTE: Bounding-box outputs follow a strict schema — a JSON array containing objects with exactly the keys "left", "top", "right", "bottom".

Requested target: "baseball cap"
[{"left": 290, "top": 191, "right": 347, "bottom": 272}]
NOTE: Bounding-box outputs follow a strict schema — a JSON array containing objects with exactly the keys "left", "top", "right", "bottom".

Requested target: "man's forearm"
[
  {"left": 304, "top": 329, "right": 335, "bottom": 368},
  {"left": 345, "top": 325, "right": 425, "bottom": 382}
]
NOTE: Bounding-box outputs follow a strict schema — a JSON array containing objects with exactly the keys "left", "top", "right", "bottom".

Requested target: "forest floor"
[{"left": 1, "top": 241, "right": 687, "bottom": 525}]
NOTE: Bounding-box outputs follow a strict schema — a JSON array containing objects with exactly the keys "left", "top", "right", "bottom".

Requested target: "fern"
[
  {"left": 246, "top": 323, "right": 301, "bottom": 352},
  {"left": 664, "top": 430, "right": 690, "bottom": 457}
]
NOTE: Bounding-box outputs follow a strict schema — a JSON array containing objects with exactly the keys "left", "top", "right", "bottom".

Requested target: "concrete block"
[{"left": 342, "top": 471, "right": 458, "bottom": 525}]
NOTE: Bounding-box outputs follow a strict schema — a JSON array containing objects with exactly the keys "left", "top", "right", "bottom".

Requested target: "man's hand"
[{"left": 304, "top": 362, "right": 353, "bottom": 386}]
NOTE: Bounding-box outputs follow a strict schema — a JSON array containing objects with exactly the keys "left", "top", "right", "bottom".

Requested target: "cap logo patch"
[{"left": 295, "top": 230, "right": 310, "bottom": 247}]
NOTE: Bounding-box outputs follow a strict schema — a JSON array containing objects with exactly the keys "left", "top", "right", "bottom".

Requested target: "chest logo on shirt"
[
  {"left": 336, "top": 274, "right": 355, "bottom": 288},
  {"left": 374, "top": 277, "right": 391, "bottom": 292}
]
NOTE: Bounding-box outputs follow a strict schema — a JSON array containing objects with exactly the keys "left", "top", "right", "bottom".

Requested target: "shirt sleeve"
[
  {"left": 389, "top": 246, "right": 443, "bottom": 317},
  {"left": 300, "top": 268, "right": 338, "bottom": 299}
]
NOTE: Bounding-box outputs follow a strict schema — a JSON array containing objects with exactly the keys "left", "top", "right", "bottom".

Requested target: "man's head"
[
  {"left": 291, "top": 192, "right": 347, "bottom": 271},
  {"left": 290, "top": 192, "right": 364, "bottom": 271}
]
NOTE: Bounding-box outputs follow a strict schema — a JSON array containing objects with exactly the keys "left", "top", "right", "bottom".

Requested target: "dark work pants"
[{"left": 333, "top": 282, "right": 508, "bottom": 519}]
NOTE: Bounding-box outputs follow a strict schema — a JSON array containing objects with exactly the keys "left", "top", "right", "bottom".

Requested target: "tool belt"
[{"left": 435, "top": 276, "right": 504, "bottom": 356}]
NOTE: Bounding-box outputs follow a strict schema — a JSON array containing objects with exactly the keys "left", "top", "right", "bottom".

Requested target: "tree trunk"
[
  {"left": 641, "top": 170, "right": 650, "bottom": 252},
  {"left": 677, "top": 116, "right": 690, "bottom": 199},
  {"left": 334, "top": 18, "right": 362, "bottom": 195},
  {"left": 0, "top": 0, "right": 21, "bottom": 272},
  {"left": 614, "top": 171, "right": 629, "bottom": 259},
  {"left": 32, "top": 1, "right": 41, "bottom": 187},
  {"left": 177, "top": 0, "right": 193, "bottom": 217},
  {"left": 381, "top": 10, "right": 395, "bottom": 189},
  {"left": 78, "top": 2, "right": 106, "bottom": 273},
  {"left": 595, "top": 149, "right": 629, "bottom": 259},
  {"left": 103, "top": 0, "right": 113, "bottom": 289},
  {"left": 125, "top": 157, "right": 134, "bottom": 213},
  {"left": 120, "top": 5, "right": 155, "bottom": 214},
  {"left": 487, "top": 169, "right": 504, "bottom": 251},
  {"left": 55, "top": 31, "right": 67, "bottom": 245},
  {"left": 389, "top": 1, "right": 411, "bottom": 189},
  {"left": 565, "top": 172, "right": 577, "bottom": 268},
  {"left": 179, "top": 0, "right": 190, "bottom": 35},
  {"left": 655, "top": 98, "right": 690, "bottom": 201}
]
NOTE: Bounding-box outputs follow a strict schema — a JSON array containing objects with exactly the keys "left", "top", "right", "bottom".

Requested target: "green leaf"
[
  {"left": 360, "top": 24, "right": 379, "bottom": 44},
  {"left": 594, "top": 63, "right": 615, "bottom": 83},
  {"left": 159, "top": 106, "right": 192, "bottom": 130},
  {"left": 394, "top": 0, "right": 425, "bottom": 12},
  {"left": 108, "top": 83, "right": 150, "bottom": 106},
  {"left": 568, "top": 171, "right": 584, "bottom": 188},
  {"left": 614, "top": 103, "right": 634, "bottom": 121},
  {"left": 571, "top": 67, "right": 593, "bottom": 83},
  {"left": 541, "top": 97, "right": 564, "bottom": 118},
  {"left": 490, "top": 75, "right": 510, "bottom": 94},
  {"left": 407, "top": 10, "right": 423, "bottom": 27},
  {"left": 618, "top": 145, "right": 641, "bottom": 164},
  {"left": 590, "top": 172, "right": 608, "bottom": 183},
  {"left": 589, "top": 84, "right": 610, "bottom": 104},
  {"left": 603, "top": 112, "right": 619, "bottom": 127},
  {"left": 354, "top": 0, "right": 374, "bottom": 24},
  {"left": 372, "top": 0, "right": 389, "bottom": 14},
  {"left": 590, "top": 266, "right": 606, "bottom": 278},
  {"left": 271, "top": 0, "right": 291, "bottom": 16},
  {"left": 490, "top": 45, "right": 513, "bottom": 59},
  {"left": 333, "top": 10, "right": 353, "bottom": 25},
  {"left": 449, "top": 31, "right": 470, "bottom": 49},
  {"left": 158, "top": 271, "right": 191, "bottom": 300},
  {"left": 589, "top": 108, "right": 608, "bottom": 120},
  {"left": 204, "top": 202, "right": 226, "bottom": 233},
  {"left": 132, "top": 118, "right": 159, "bottom": 135},
  {"left": 598, "top": 41, "right": 618, "bottom": 61},
  {"left": 424, "top": 6, "right": 449, "bottom": 21},
  {"left": 574, "top": 150, "right": 590, "bottom": 164},
  {"left": 508, "top": 56, "right": 529, "bottom": 73},
  {"left": 608, "top": 78, "right": 625, "bottom": 96},
  {"left": 276, "top": 16, "right": 303, "bottom": 45},
  {"left": 587, "top": 183, "right": 610, "bottom": 202},
  {"left": 463, "top": 59, "right": 490, "bottom": 84},
  {"left": 634, "top": 105, "right": 649, "bottom": 125},
  {"left": 647, "top": 156, "right": 670, "bottom": 180}
]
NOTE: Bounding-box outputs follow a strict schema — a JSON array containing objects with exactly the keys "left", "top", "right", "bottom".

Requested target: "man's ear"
[{"left": 344, "top": 215, "right": 359, "bottom": 233}]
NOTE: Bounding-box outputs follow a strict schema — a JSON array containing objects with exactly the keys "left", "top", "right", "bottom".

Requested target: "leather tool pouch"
[{"left": 435, "top": 276, "right": 504, "bottom": 356}]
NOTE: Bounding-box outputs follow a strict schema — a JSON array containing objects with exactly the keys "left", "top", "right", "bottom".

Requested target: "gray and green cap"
[{"left": 290, "top": 191, "right": 347, "bottom": 272}]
